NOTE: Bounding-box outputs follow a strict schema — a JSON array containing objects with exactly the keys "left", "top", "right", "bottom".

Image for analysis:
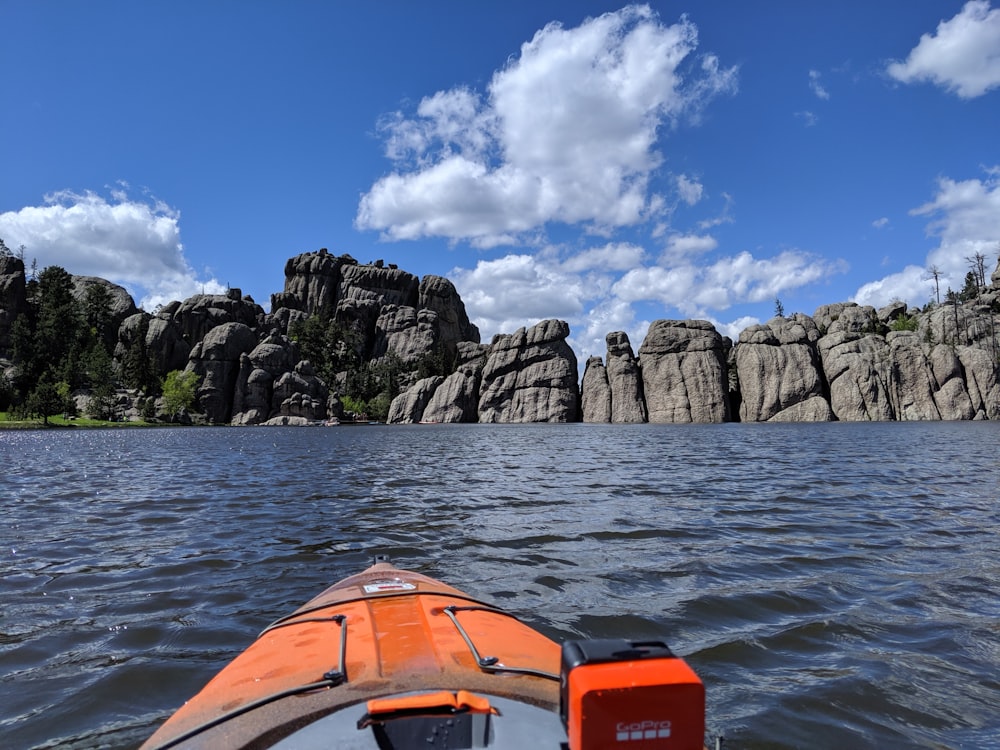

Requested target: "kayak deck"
[{"left": 141, "top": 562, "right": 563, "bottom": 749}]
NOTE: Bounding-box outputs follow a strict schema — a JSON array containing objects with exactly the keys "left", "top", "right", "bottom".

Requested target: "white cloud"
[
  {"left": 809, "top": 69, "right": 830, "bottom": 99},
  {"left": 676, "top": 174, "right": 704, "bottom": 205},
  {"left": 853, "top": 169, "right": 1000, "bottom": 306},
  {"left": 853, "top": 265, "right": 931, "bottom": 307},
  {"left": 663, "top": 233, "right": 718, "bottom": 260},
  {"left": 560, "top": 242, "right": 647, "bottom": 273},
  {"left": 887, "top": 0, "right": 1000, "bottom": 98},
  {"left": 613, "top": 249, "right": 837, "bottom": 317},
  {"left": 357, "top": 5, "right": 737, "bottom": 244},
  {"left": 0, "top": 189, "right": 225, "bottom": 311},
  {"left": 450, "top": 254, "right": 587, "bottom": 340},
  {"left": 872, "top": 217, "right": 890, "bottom": 229}
]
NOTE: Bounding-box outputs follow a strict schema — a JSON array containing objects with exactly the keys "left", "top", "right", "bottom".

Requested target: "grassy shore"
[{"left": 0, "top": 412, "right": 156, "bottom": 429}]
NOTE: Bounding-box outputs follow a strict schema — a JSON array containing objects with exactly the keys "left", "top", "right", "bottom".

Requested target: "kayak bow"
[{"left": 141, "top": 560, "right": 704, "bottom": 749}]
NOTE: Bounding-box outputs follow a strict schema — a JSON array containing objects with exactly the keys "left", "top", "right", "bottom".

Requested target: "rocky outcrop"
[
  {"left": 272, "top": 361, "right": 328, "bottom": 422},
  {"left": 373, "top": 305, "right": 439, "bottom": 365},
  {"left": 114, "top": 312, "right": 191, "bottom": 379},
  {"left": 231, "top": 332, "right": 298, "bottom": 425},
  {"left": 387, "top": 376, "right": 445, "bottom": 424},
  {"left": 185, "top": 322, "right": 258, "bottom": 423},
  {"left": 959, "top": 346, "right": 1000, "bottom": 419},
  {"left": 639, "top": 320, "right": 731, "bottom": 423},
  {"left": 418, "top": 275, "right": 480, "bottom": 353},
  {"left": 735, "top": 314, "right": 831, "bottom": 422},
  {"left": 419, "top": 342, "right": 488, "bottom": 423},
  {"left": 580, "top": 356, "right": 611, "bottom": 422},
  {"left": 818, "top": 329, "right": 894, "bottom": 421},
  {"left": 885, "top": 334, "right": 976, "bottom": 421},
  {"left": 8, "top": 241, "right": 998, "bottom": 425},
  {"left": 160, "top": 289, "right": 264, "bottom": 348},
  {"left": 478, "top": 319, "right": 579, "bottom": 423},
  {"left": 275, "top": 249, "right": 355, "bottom": 315},
  {"left": 606, "top": 332, "right": 647, "bottom": 423}
]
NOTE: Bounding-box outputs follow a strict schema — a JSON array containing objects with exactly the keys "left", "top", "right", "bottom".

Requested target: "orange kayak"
[{"left": 141, "top": 560, "right": 704, "bottom": 750}]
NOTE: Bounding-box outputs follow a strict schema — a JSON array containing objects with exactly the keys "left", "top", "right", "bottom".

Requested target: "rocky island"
[{"left": 1, "top": 249, "right": 998, "bottom": 424}]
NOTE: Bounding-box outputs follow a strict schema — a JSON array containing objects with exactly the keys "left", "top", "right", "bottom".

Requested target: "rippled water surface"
[{"left": 2, "top": 423, "right": 999, "bottom": 749}]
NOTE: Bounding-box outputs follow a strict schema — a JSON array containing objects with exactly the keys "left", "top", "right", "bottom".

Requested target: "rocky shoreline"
[{"left": 2, "top": 250, "right": 998, "bottom": 424}]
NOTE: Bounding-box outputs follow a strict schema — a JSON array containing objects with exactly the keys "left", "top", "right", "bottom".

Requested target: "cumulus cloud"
[
  {"left": 450, "top": 254, "right": 588, "bottom": 339},
  {"left": 0, "top": 189, "right": 225, "bottom": 310},
  {"left": 854, "top": 169, "right": 1000, "bottom": 306},
  {"left": 560, "top": 242, "right": 647, "bottom": 274},
  {"left": 613, "top": 249, "right": 836, "bottom": 318},
  {"left": 872, "top": 217, "right": 890, "bottom": 229},
  {"left": 663, "top": 233, "right": 718, "bottom": 260},
  {"left": 887, "top": 0, "right": 1000, "bottom": 98},
  {"left": 357, "top": 4, "right": 737, "bottom": 245}
]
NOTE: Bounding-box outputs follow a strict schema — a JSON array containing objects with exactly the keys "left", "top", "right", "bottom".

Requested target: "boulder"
[
  {"left": 958, "top": 346, "right": 1000, "bottom": 419},
  {"left": 478, "top": 319, "right": 580, "bottom": 423},
  {"left": 580, "top": 356, "right": 611, "bottom": 423},
  {"left": 638, "top": 320, "right": 730, "bottom": 423},
  {"left": 735, "top": 314, "right": 831, "bottom": 422},
  {"left": 387, "top": 376, "right": 446, "bottom": 424},
  {"left": 818, "top": 330, "right": 894, "bottom": 421},
  {"left": 605, "top": 331, "right": 647, "bottom": 423}
]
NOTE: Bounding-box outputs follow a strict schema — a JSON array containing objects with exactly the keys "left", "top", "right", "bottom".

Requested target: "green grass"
[{"left": 0, "top": 412, "right": 155, "bottom": 429}]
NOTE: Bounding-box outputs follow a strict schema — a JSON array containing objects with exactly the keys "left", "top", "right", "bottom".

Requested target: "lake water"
[{"left": 2, "top": 422, "right": 999, "bottom": 749}]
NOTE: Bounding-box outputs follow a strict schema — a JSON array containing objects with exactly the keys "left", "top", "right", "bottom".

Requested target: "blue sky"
[{"left": 2, "top": 1, "right": 999, "bottom": 362}]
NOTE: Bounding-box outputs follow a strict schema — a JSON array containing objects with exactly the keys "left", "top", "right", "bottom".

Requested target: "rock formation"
[
  {"left": 736, "top": 314, "right": 831, "bottom": 422},
  {"left": 185, "top": 322, "right": 258, "bottom": 423},
  {"left": 639, "top": 320, "right": 731, "bottom": 423},
  {"left": 4, "top": 245, "right": 998, "bottom": 425},
  {"left": 580, "top": 356, "right": 611, "bottom": 423},
  {"left": 605, "top": 332, "right": 647, "bottom": 423},
  {"left": 478, "top": 319, "right": 580, "bottom": 423}
]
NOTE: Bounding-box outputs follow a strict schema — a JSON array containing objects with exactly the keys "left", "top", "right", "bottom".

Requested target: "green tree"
[
  {"left": 774, "top": 297, "right": 785, "bottom": 318},
  {"left": 85, "top": 344, "right": 117, "bottom": 419},
  {"left": 162, "top": 370, "right": 200, "bottom": 420},
  {"left": 959, "top": 271, "right": 979, "bottom": 302},
  {"left": 26, "top": 374, "right": 64, "bottom": 425},
  {"left": 13, "top": 266, "right": 89, "bottom": 394},
  {"left": 83, "top": 282, "right": 115, "bottom": 352}
]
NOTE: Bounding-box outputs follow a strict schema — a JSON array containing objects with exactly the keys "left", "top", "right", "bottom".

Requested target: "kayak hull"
[{"left": 141, "top": 562, "right": 562, "bottom": 749}]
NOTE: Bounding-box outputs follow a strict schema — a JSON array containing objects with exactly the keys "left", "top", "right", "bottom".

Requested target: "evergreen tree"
[
  {"left": 83, "top": 282, "right": 115, "bottom": 352},
  {"left": 25, "top": 374, "right": 64, "bottom": 425},
  {"left": 85, "top": 344, "right": 117, "bottom": 419}
]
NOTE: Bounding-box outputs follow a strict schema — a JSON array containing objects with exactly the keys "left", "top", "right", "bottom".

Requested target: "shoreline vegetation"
[{"left": 0, "top": 412, "right": 156, "bottom": 429}]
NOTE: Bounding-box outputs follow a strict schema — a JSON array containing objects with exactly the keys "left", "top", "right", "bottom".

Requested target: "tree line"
[{"left": 1, "top": 243, "right": 198, "bottom": 424}]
